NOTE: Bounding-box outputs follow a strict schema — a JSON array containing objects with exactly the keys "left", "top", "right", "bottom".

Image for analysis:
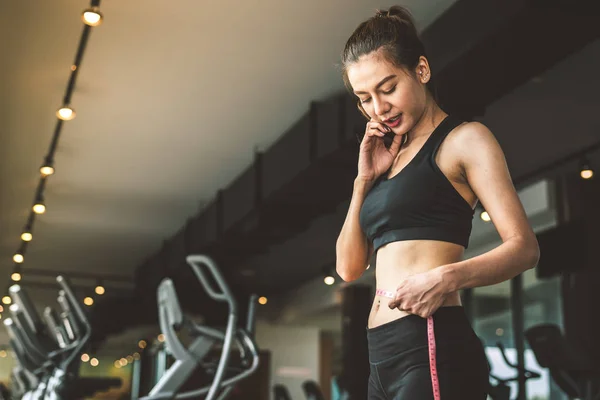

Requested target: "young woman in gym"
[{"left": 335, "top": 6, "right": 540, "bottom": 399}]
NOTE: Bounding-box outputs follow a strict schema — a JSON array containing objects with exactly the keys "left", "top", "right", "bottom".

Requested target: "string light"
[
  {"left": 81, "top": 353, "right": 90, "bottom": 362},
  {"left": 2, "top": 297, "right": 11, "bottom": 305},
  {"left": 11, "top": 267, "right": 22, "bottom": 282},
  {"left": 157, "top": 334, "right": 165, "bottom": 343},
  {"left": 2, "top": 0, "right": 104, "bottom": 303},
  {"left": 56, "top": 106, "right": 76, "bottom": 121},
  {"left": 82, "top": 8, "right": 103, "bottom": 26},
  {"left": 90, "top": 358, "right": 99, "bottom": 367},
  {"left": 258, "top": 297, "right": 268, "bottom": 305},
  {"left": 138, "top": 340, "right": 147, "bottom": 349},
  {"left": 84, "top": 297, "right": 94, "bottom": 306}
]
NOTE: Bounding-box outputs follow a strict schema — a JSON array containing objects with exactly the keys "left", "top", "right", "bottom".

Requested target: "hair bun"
[{"left": 375, "top": 5, "right": 415, "bottom": 25}]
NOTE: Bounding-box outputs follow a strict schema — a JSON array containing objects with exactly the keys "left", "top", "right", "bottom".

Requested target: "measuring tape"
[{"left": 376, "top": 289, "right": 441, "bottom": 400}]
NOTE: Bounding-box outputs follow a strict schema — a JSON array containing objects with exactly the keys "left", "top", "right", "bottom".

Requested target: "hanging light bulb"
[
  {"left": 82, "top": 7, "right": 103, "bottom": 27},
  {"left": 13, "top": 253, "right": 24, "bottom": 264},
  {"left": 40, "top": 163, "right": 55, "bottom": 177},
  {"left": 33, "top": 195, "right": 46, "bottom": 214},
  {"left": 580, "top": 158, "right": 594, "bottom": 180},
  {"left": 56, "top": 106, "right": 76, "bottom": 121},
  {"left": 11, "top": 266, "right": 22, "bottom": 282},
  {"left": 21, "top": 231, "right": 33, "bottom": 242},
  {"left": 324, "top": 275, "right": 335, "bottom": 285},
  {"left": 2, "top": 296, "right": 11, "bottom": 305},
  {"left": 84, "top": 297, "right": 94, "bottom": 306}
]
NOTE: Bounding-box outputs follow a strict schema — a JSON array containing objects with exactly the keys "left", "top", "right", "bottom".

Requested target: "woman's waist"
[{"left": 374, "top": 241, "right": 463, "bottom": 279}]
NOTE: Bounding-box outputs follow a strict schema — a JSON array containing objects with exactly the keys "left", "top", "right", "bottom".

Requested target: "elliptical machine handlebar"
[
  {"left": 49, "top": 276, "right": 92, "bottom": 366},
  {"left": 496, "top": 342, "right": 540, "bottom": 380},
  {"left": 184, "top": 255, "right": 237, "bottom": 400}
]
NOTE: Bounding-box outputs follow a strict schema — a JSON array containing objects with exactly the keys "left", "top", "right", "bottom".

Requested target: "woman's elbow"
[
  {"left": 523, "top": 234, "right": 541, "bottom": 269},
  {"left": 336, "top": 261, "right": 363, "bottom": 282}
]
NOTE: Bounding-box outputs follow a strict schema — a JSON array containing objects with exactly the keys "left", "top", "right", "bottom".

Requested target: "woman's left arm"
[{"left": 440, "top": 122, "right": 540, "bottom": 292}]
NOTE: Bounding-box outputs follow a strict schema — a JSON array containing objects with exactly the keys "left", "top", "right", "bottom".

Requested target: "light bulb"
[
  {"left": 120, "top": 358, "right": 127, "bottom": 366},
  {"left": 81, "top": 353, "right": 90, "bottom": 362},
  {"left": 95, "top": 285, "right": 105, "bottom": 295},
  {"left": 2, "top": 296, "right": 11, "bottom": 305},
  {"left": 56, "top": 107, "right": 76, "bottom": 121},
  {"left": 138, "top": 340, "right": 147, "bottom": 349},
  {"left": 11, "top": 273, "right": 21, "bottom": 282},
  {"left": 21, "top": 232, "right": 32, "bottom": 242},
  {"left": 126, "top": 355, "right": 133, "bottom": 363},
  {"left": 40, "top": 166, "right": 55, "bottom": 176},
  {"left": 13, "top": 254, "right": 24, "bottom": 263},
  {"left": 258, "top": 296, "right": 268, "bottom": 305},
  {"left": 33, "top": 203, "right": 46, "bottom": 214},
  {"left": 114, "top": 360, "right": 121, "bottom": 369},
  {"left": 157, "top": 334, "right": 165, "bottom": 342},
  {"left": 82, "top": 8, "right": 103, "bottom": 26},
  {"left": 480, "top": 211, "right": 491, "bottom": 222},
  {"left": 84, "top": 297, "right": 94, "bottom": 306},
  {"left": 324, "top": 276, "right": 335, "bottom": 285},
  {"left": 581, "top": 168, "right": 593, "bottom": 180},
  {"left": 90, "top": 358, "right": 99, "bottom": 367}
]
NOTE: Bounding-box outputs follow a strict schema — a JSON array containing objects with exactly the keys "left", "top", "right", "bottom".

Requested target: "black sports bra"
[{"left": 359, "top": 115, "right": 475, "bottom": 254}]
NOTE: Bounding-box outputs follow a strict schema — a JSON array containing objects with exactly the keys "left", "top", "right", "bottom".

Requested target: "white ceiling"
[{"left": 0, "top": 0, "right": 458, "bottom": 344}]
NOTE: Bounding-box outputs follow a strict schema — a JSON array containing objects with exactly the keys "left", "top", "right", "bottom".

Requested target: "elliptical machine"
[
  {"left": 486, "top": 341, "right": 541, "bottom": 400},
  {"left": 3, "top": 276, "right": 121, "bottom": 399},
  {"left": 140, "top": 254, "right": 260, "bottom": 400}
]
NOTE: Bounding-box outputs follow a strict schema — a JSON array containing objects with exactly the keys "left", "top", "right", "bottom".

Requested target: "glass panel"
[
  {"left": 522, "top": 268, "right": 567, "bottom": 400},
  {"left": 471, "top": 281, "right": 516, "bottom": 399}
]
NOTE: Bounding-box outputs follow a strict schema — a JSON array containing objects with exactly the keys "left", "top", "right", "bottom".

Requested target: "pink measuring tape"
[{"left": 376, "top": 289, "right": 441, "bottom": 400}]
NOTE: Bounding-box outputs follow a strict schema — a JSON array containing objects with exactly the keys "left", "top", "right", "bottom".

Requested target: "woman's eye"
[
  {"left": 360, "top": 98, "right": 371, "bottom": 104},
  {"left": 383, "top": 86, "right": 396, "bottom": 95}
]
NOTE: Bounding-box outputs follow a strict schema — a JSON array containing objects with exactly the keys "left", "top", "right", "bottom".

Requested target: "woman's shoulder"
[{"left": 445, "top": 119, "right": 505, "bottom": 172}]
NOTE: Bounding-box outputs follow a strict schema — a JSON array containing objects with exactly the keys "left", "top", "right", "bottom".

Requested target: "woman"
[{"left": 335, "top": 6, "right": 540, "bottom": 399}]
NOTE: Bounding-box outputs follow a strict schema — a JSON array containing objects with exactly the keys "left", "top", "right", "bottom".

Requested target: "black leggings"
[{"left": 367, "top": 306, "right": 489, "bottom": 400}]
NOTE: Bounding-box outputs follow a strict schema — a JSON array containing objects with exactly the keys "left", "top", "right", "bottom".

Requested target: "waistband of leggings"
[{"left": 366, "top": 306, "right": 475, "bottom": 360}]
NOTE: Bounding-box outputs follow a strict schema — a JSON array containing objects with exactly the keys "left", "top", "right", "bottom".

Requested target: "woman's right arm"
[{"left": 335, "top": 177, "right": 374, "bottom": 282}]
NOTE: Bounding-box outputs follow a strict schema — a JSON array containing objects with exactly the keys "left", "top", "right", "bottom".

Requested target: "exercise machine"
[
  {"left": 302, "top": 380, "right": 326, "bottom": 400},
  {"left": 140, "top": 254, "right": 260, "bottom": 400},
  {"left": 3, "top": 276, "right": 121, "bottom": 399},
  {"left": 486, "top": 341, "right": 540, "bottom": 400},
  {"left": 525, "top": 324, "right": 600, "bottom": 400}
]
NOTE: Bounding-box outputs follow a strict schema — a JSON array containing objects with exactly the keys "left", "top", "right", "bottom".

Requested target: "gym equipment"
[
  {"left": 526, "top": 324, "right": 600, "bottom": 400},
  {"left": 486, "top": 341, "right": 540, "bottom": 400},
  {"left": 140, "top": 254, "right": 260, "bottom": 400},
  {"left": 273, "top": 384, "right": 293, "bottom": 400},
  {"left": 302, "top": 380, "right": 326, "bottom": 400},
  {"left": 3, "top": 276, "right": 121, "bottom": 399}
]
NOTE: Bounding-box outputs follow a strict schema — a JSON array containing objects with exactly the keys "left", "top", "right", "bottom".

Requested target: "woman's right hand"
[{"left": 357, "top": 120, "right": 404, "bottom": 182}]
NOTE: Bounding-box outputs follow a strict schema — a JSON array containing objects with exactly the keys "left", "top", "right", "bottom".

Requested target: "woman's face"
[{"left": 346, "top": 51, "right": 429, "bottom": 135}]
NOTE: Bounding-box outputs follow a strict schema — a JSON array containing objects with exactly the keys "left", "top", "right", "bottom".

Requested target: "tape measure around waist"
[{"left": 376, "top": 289, "right": 441, "bottom": 400}]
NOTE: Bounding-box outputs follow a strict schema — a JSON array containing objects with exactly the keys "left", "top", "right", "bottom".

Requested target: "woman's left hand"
[{"left": 388, "top": 268, "right": 451, "bottom": 318}]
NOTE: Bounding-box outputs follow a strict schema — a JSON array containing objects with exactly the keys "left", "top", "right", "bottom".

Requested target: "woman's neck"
[{"left": 408, "top": 98, "right": 447, "bottom": 142}]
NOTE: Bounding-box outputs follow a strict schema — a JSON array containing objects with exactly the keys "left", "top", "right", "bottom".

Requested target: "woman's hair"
[{"left": 341, "top": 6, "right": 430, "bottom": 96}]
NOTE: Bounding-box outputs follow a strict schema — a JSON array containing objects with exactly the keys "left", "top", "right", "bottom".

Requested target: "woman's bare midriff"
[{"left": 368, "top": 239, "right": 464, "bottom": 329}]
